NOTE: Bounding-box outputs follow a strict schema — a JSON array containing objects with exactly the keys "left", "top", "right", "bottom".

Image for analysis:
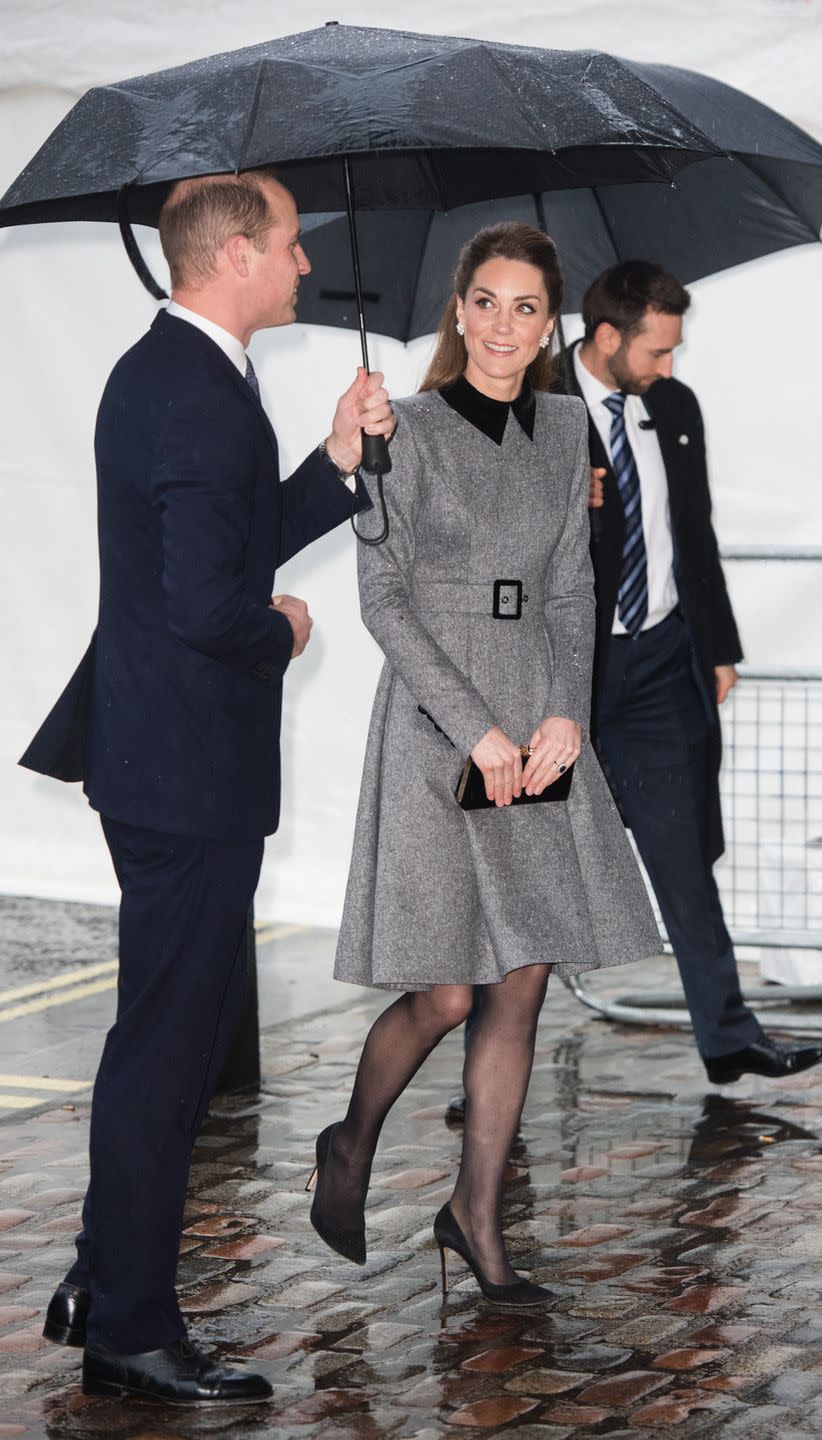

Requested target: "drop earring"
[{"left": 456, "top": 321, "right": 465, "bottom": 336}]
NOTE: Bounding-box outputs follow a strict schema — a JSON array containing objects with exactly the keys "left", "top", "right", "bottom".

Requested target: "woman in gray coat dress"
[{"left": 308, "top": 224, "right": 660, "bottom": 1307}]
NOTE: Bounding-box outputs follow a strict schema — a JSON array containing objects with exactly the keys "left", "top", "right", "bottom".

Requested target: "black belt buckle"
[{"left": 493, "top": 578, "right": 523, "bottom": 620}]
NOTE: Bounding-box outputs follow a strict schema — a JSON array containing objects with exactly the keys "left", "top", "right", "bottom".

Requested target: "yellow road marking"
[
  {"left": 0, "top": 922, "right": 308, "bottom": 1026},
  {"left": 0, "top": 959, "right": 118, "bottom": 1006},
  {"left": 254, "top": 923, "right": 309, "bottom": 944},
  {"left": 0, "top": 976, "right": 117, "bottom": 1025},
  {"left": 0, "top": 1074, "right": 92, "bottom": 1092},
  {"left": 0, "top": 1094, "right": 47, "bottom": 1110}
]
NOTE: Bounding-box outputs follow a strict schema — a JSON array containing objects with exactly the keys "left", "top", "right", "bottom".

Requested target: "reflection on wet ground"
[{"left": 2, "top": 903, "right": 822, "bottom": 1437}]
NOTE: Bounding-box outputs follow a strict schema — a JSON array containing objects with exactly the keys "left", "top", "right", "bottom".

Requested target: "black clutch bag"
[{"left": 455, "top": 746, "right": 574, "bottom": 810}]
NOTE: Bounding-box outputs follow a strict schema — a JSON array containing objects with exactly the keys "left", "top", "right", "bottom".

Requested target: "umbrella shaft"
[{"left": 343, "top": 157, "right": 371, "bottom": 375}]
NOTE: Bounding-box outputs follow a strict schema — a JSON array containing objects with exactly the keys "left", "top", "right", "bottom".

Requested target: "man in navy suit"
[
  {"left": 573, "top": 261, "right": 822, "bottom": 1085},
  {"left": 21, "top": 168, "right": 394, "bottom": 1405}
]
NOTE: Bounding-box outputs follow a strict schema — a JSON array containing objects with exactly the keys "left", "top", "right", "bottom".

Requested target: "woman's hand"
[
  {"left": 522, "top": 716, "right": 582, "bottom": 795},
  {"left": 470, "top": 726, "right": 523, "bottom": 808}
]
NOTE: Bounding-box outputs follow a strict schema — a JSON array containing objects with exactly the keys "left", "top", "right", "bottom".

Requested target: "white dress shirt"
[{"left": 574, "top": 344, "right": 678, "bottom": 635}]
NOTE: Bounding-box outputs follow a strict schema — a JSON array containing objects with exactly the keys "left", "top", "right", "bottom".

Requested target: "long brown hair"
[{"left": 420, "top": 222, "right": 564, "bottom": 394}]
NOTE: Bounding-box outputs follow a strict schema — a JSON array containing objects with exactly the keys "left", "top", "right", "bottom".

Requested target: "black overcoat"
[{"left": 567, "top": 341, "right": 743, "bottom": 863}]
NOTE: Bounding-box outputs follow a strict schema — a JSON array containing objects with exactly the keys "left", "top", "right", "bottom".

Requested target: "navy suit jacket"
[{"left": 20, "top": 310, "right": 369, "bottom": 840}]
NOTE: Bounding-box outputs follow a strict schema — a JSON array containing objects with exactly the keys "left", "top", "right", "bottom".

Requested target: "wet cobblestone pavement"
[{"left": 3, "top": 903, "right": 822, "bottom": 1437}]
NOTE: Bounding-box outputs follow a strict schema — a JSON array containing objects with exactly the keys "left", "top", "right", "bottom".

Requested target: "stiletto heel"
[
  {"left": 305, "top": 1166, "right": 318, "bottom": 1193},
  {"left": 438, "top": 1243, "right": 449, "bottom": 1298},
  {"left": 308, "top": 1122, "right": 367, "bottom": 1265},
  {"left": 432, "top": 1203, "right": 555, "bottom": 1309}
]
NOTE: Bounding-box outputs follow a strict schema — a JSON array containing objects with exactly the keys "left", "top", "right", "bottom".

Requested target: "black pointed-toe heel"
[
  {"left": 307, "top": 1122, "right": 367, "bottom": 1266},
  {"left": 433, "top": 1203, "right": 555, "bottom": 1308}
]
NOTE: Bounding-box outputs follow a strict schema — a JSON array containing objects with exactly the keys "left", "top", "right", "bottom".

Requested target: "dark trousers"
[
  {"left": 593, "top": 610, "right": 762, "bottom": 1060},
  {"left": 65, "top": 816, "right": 264, "bottom": 1353}
]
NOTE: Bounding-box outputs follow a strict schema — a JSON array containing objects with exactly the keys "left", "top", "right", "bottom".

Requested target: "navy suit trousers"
[
  {"left": 594, "top": 610, "right": 762, "bottom": 1060},
  {"left": 65, "top": 817, "right": 264, "bottom": 1352}
]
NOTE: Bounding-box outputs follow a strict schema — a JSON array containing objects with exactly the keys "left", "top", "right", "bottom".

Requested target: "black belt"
[{"left": 411, "top": 578, "right": 533, "bottom": 620}]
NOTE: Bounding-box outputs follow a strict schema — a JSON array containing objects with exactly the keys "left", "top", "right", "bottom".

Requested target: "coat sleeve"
[
  {"left": 277, "top": 448, "right": 371, "bottom": 569},
  {"left": 690, "top": 398, "right": 744, "bottom": 666},
  {"left": 542, "top": 406, "right": 596, "bottom": 733},
  {"left": 357, "top": 412, "right": 497, "bottom": 759},
  {"left": 150, "top": 400, "right": 294, "bottom": 678}
]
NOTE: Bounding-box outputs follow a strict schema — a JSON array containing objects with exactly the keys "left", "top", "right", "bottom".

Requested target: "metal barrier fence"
[
  {"left": 563, "top": 546, "right": 822, "bottom": 1031},
  {"left": 719, "top": 667, "right": 822, "bottom": 955}
]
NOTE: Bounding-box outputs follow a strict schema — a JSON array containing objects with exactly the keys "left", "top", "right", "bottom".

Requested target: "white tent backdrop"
[{"left": 1, "top": 0, "right": 821, "bottom": 924}]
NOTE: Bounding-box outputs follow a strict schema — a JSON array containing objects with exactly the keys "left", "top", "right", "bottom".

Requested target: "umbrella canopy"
[
  {"left": 0, "top": 23, "right": 735, "bottom": 522},
  {"left": 0, "top": 24, "right": 724, "bottom": 229},
  {"left": 295, "top": 64, "right": 822, "bottom": 340}
]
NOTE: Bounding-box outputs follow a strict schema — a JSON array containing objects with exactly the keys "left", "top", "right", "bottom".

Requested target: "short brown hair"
[
  {"left": 420, "top": 222, "right": 565, "bottom": 394},
  {"left": 582, "top": 260, "right": 690, "bottom": 341},
  {"left": 159, "top": 167, "right": 283, "bottom": 289}
]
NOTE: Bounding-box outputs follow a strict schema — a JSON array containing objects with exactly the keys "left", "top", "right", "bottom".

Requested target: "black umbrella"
[
  {"left": 295, "top": 65, "right": 822, "bottom": 342},
  {"left": 0, "top": 23, "right": 723, "bottom": 536},
  {"left": 0, "top": 26, "right": 724, "bottom": 224}
]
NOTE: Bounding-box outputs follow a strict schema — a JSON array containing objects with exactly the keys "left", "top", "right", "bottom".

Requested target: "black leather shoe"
[
  {"left": 705, "top": 1039, "right": 822, "bottom": 1086},
  {"left": 445, "top": 1093, "right": 466, "bottom": 1125},
  {"left": 82, "top": 1337, "right": 272, "bottom": 1405},
  {"left": 43, "top": 1282, "right": 90, "bottom": 1347}
]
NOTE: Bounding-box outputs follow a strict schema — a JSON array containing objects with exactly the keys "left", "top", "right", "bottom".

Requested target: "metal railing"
[{"left": 563, "top": 546, "right": 822, "bottom": 1032}]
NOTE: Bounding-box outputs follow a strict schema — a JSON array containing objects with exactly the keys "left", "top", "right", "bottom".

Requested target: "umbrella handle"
[
  {"left": 361, "top": 432, "right": 391, "bottom": 474},
  {"left": 352, "top": 433, "right": 391, "bottom": 544}
]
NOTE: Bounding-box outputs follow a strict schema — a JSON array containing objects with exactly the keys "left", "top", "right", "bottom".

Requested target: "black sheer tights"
[
  {"left": 331, "top": 965, "right": 551, "bottom": 1282},
  {"left": 450, "top": 965, "right": 550, "bottom": 1282}
]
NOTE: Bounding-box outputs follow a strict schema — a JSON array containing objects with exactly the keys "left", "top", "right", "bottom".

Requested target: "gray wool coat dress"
[{"left": 334, "top": 378, "right": 660, "bottom": 991}]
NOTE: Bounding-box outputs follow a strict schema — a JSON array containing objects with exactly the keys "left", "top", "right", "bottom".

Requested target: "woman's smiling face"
[{"left": 456, "top": 256, "right": 553, "bottom": 400}]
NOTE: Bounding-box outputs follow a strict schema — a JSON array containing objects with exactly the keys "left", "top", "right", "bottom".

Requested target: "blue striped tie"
[{"left": 603, "top": 392, "right": 648, "bottom": 637}]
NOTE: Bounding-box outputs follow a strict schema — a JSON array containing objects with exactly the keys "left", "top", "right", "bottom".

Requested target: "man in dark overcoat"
[
  {"left": 20, "top": 168, "right": 393, "bottom": 1405},
  {"left": 571, "top": 260, "right": 821, "bottom": 1084}
]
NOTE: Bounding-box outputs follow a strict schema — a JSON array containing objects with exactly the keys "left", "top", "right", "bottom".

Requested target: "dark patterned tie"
[
  {"left": 603, "top": 392, "right": 648, "bottom": 637},
  {"left": 244, "top": 355, "right": 261, "bottom": 402}
]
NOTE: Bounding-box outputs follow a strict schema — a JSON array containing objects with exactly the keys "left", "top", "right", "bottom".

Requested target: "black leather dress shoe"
[
  {"left": 705, "top": 1038, "right": 822, "bottom": 1086},
  {"left": 43, "top": 1282, "right": 90, "bottom": 1347},
  {"left": 83, "top": 1337, "right": 273, "bottom": 1405}
]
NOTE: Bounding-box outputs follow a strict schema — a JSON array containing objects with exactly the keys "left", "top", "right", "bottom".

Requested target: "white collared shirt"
[
  {"left": 165, "top": 300, "right": 248, "bottom": 377},
  {"left": 574, "top": 344, "right": 678, "bottom": 635}
]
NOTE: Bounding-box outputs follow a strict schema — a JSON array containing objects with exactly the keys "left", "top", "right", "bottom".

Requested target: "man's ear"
[
  {"left": 224, "top": 233, "right": 250, "bottom": 277},
  {"left": 595, "top": 321, "right": 621, "bottom": 358}
]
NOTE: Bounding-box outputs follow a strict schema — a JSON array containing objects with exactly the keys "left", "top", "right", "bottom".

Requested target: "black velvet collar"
[{"left": 438, "top": 373, "right": 536, "bottom": 446}]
